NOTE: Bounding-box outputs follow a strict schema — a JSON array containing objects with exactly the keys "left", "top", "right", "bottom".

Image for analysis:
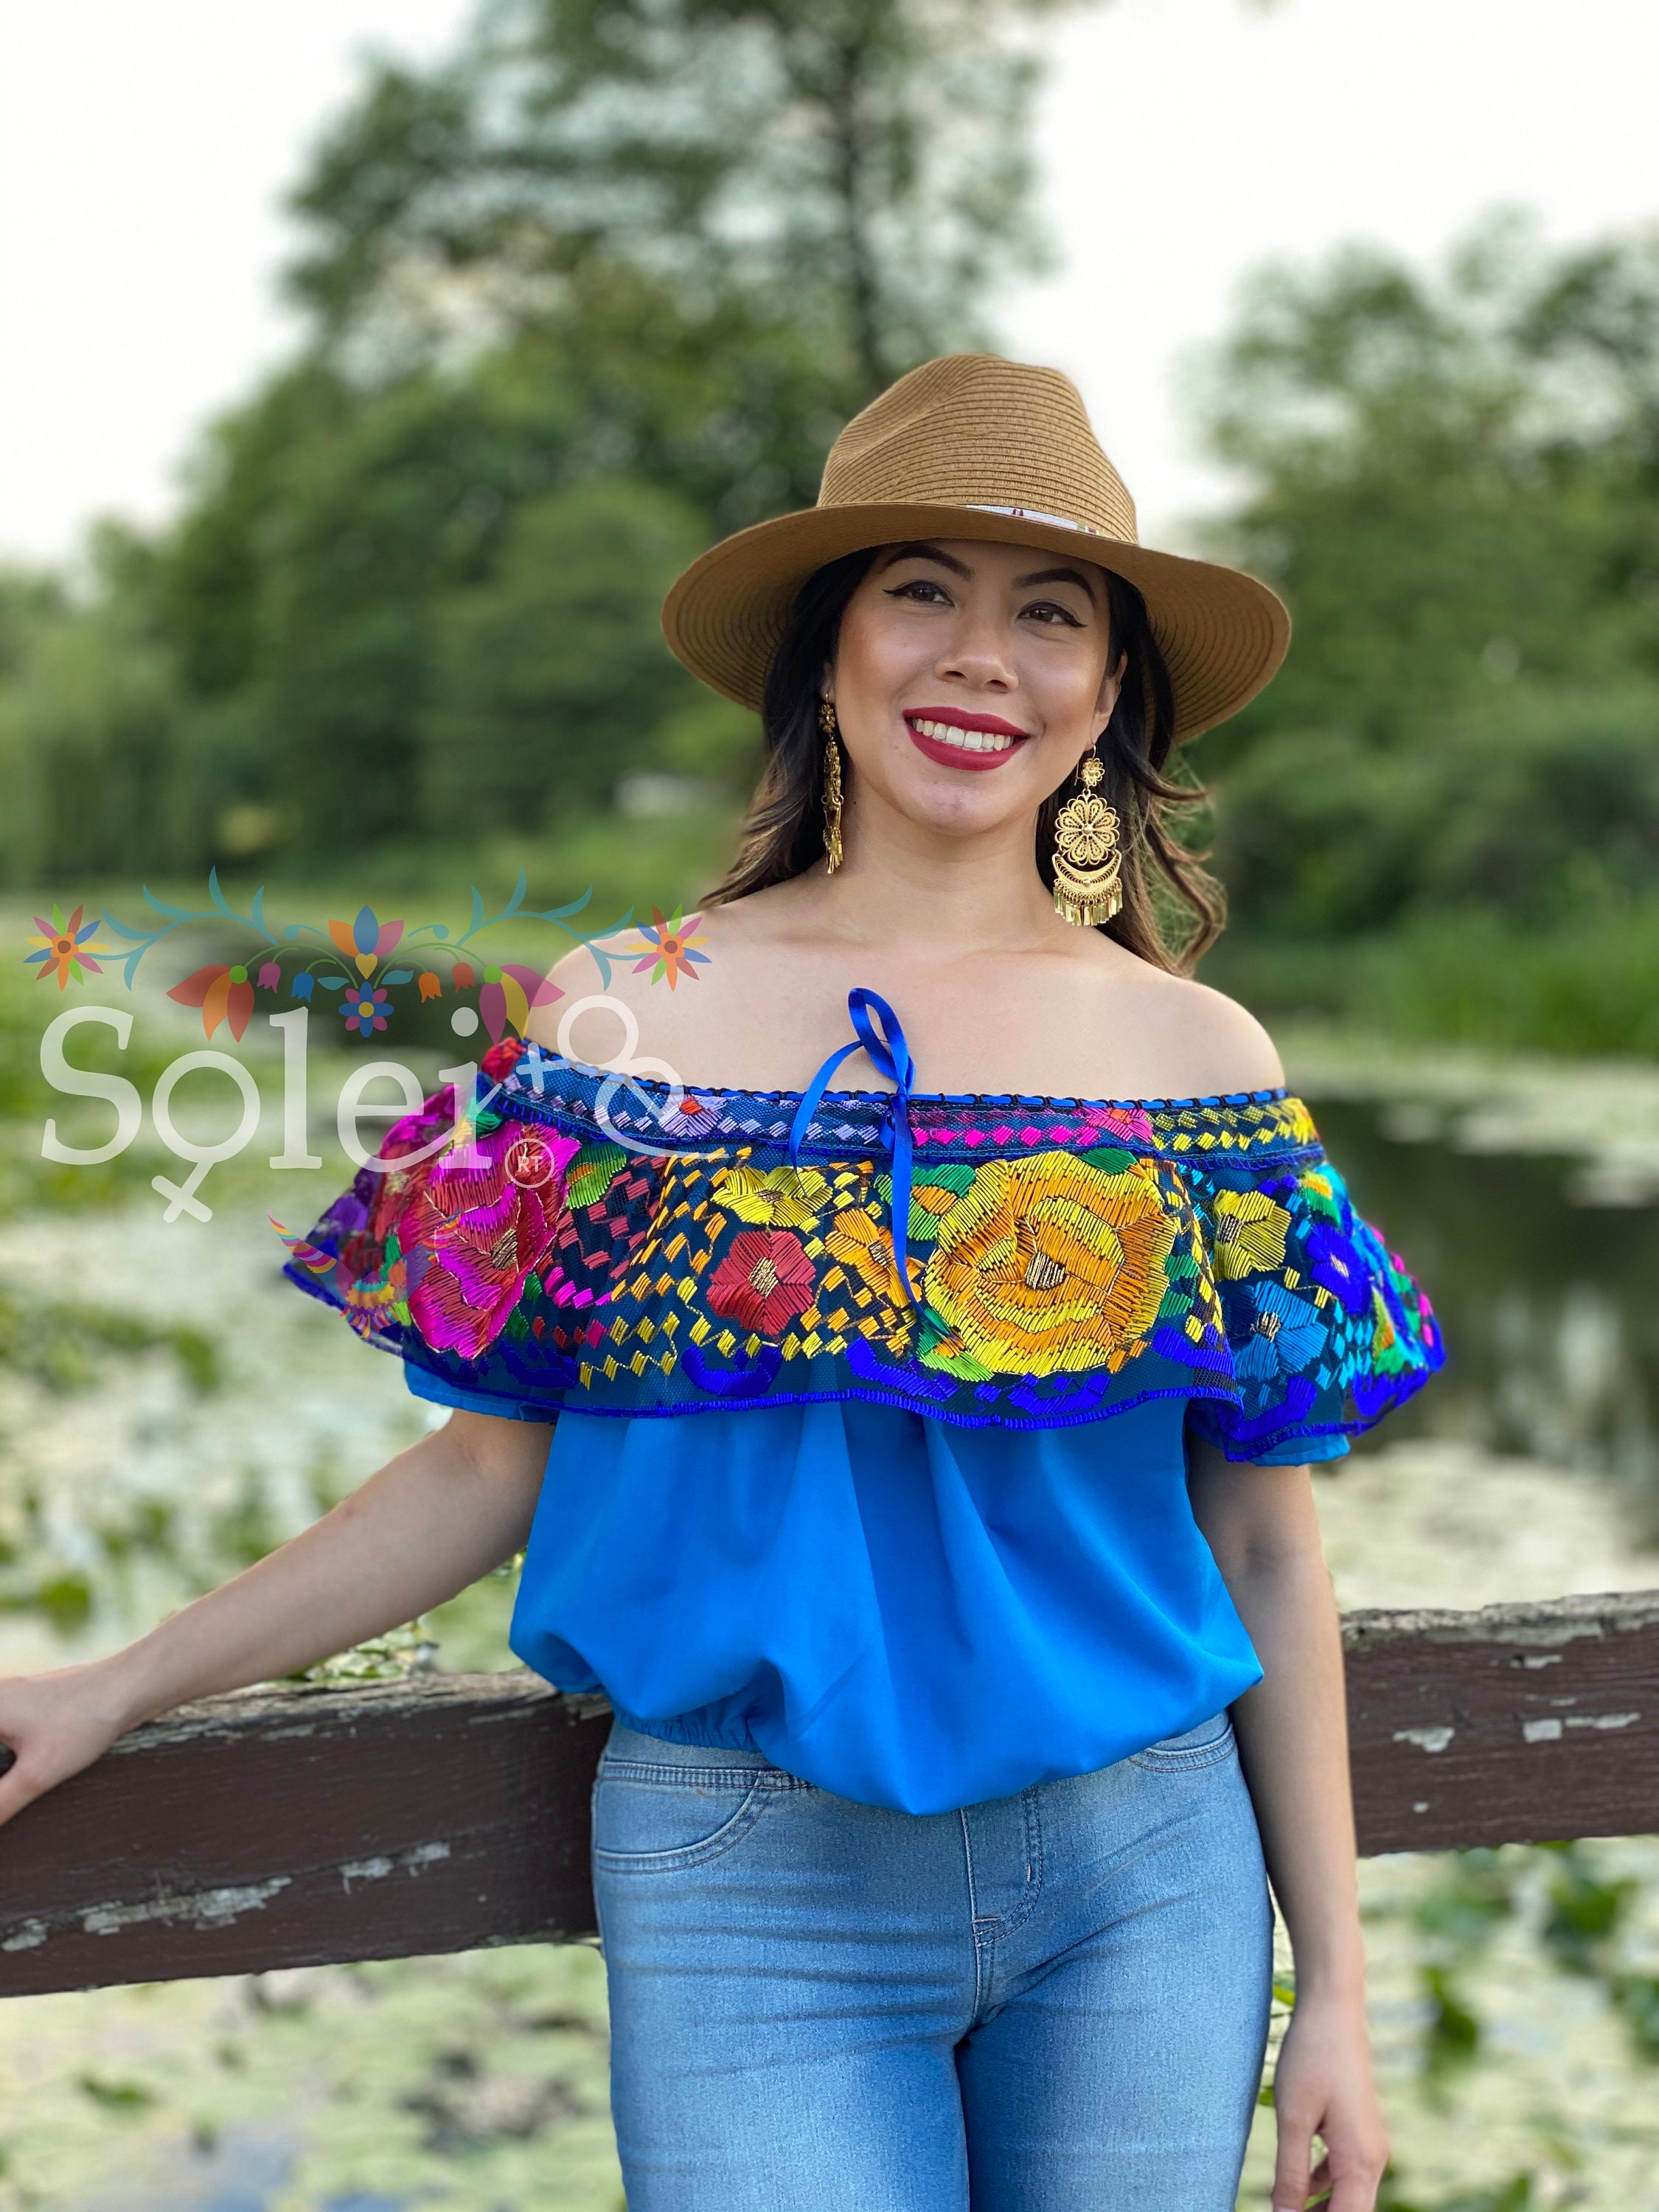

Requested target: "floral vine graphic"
[{"left": 28, "top": 870, "right": 711, "bottom": 1043}]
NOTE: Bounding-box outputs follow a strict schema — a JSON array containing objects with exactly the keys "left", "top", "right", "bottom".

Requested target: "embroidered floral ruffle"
[{"left": 282, "top": 1037, "right": 1443, "bottom": 1456}]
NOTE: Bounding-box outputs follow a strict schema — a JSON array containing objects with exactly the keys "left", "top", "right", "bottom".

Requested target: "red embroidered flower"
[
  {"left": 705, "top": 1230, "right": 815, "bottom": 1338},
  {"left": 481, "top": 1037, "right": 526, "bottom": 1083},
  {"left": 397, "top": 1116, "right": 582, "bottom": 1359}
]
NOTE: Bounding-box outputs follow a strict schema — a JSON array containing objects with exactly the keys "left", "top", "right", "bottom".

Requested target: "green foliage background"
[{"left": 3, "top": 8, "right": 1657, "bottom": 1057}]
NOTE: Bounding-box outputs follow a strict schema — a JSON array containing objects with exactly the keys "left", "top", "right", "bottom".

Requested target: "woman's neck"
[{"left": 775, "top": 805, "right": 1066, "bottom": 959}]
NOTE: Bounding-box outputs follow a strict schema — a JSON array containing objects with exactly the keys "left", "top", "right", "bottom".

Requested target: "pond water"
[{"left": 1315, "top": 1095, "right": 1659, "bottom": 1514}]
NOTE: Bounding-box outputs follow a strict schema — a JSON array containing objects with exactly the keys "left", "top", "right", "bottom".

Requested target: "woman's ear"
[{"left": 1093, "top": 648, "right": 1128, "bottom": 735}]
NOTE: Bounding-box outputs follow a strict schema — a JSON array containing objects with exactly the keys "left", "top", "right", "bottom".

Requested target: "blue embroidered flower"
[
  {"left": 1237, "top": 1281, "right": 1325, "bottom": 1380},
  {"left": 1304, "top": 1220, "right": 1370, "bottom": 1315}
]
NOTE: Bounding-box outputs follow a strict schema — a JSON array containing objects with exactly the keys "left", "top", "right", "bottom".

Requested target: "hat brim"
[{"left": 661, "top": 501, "right": 1290, "bottom": 741}]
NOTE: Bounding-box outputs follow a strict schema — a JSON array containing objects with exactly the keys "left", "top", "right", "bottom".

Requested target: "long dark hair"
[{"left": 700, "top": 548, "right": 1225, "bottom": 971}]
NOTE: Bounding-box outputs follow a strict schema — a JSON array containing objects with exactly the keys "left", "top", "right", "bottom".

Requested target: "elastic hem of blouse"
[{"left": 608, "top": 1703, "right": 765, "bottom": 1755}]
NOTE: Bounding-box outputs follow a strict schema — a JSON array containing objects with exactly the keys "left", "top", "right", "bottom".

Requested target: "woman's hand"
[
  {"left": 1271, "top": 1990, "right": 1389, "bottom": 2212},
  {"left": 0, "top": 1410, "right": 551, "bottom": 1836},
  {"left": 0, "top": 1658, "right": 136, "bottom": 1831}
]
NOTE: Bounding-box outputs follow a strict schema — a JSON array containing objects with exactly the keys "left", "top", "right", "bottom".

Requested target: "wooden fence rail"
[{"left": 3, "top": 1589, "right": 1657, "bottom": 2000}]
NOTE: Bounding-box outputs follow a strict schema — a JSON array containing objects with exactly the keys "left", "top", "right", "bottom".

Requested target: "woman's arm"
[
  {"left": 0, "top": 1408, "right": 551, "bottom": 1832},
  {"left": 1187, "top": 1441, "right": 1391, "bottom": 2212}
]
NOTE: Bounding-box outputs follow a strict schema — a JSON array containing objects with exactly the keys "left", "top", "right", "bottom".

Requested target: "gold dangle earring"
[
  {"left": 819, "top": 698, "right": 844, "bottom": 874},
  {"left": 1050, "top": 742, "right": 1123, "bottom": 925}
]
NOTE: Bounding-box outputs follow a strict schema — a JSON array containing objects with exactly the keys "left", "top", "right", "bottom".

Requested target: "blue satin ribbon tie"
[{"left": 789, "top": 988, "right": 922, "bottom": 1312}]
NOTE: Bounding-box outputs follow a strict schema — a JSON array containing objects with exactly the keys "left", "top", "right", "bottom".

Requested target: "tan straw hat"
[{"left": 661, "top": 352, "right": 1289, "bottom": 740}]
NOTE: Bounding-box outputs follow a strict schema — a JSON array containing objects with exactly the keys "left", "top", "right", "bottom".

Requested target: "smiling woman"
[{"left": 1, "top": 355, "right": 1432, "bottom": 2212}]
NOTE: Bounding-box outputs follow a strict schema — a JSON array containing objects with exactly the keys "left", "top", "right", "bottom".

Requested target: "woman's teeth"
[{"left": 910, "top": 717, "right": 1019, "bottom": 754}]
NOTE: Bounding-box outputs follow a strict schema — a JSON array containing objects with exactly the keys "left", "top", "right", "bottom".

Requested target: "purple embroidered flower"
[{"left": 1304, "top": 1221, "right": 1370, "bottom": 1315}]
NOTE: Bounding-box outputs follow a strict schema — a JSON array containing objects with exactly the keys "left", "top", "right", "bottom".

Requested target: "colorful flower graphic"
[
  {"left": 25, "top": 904, "right": 108, "bottom": 988},
  {"left": 168, "top": 964, "right": 255, "bottom": 1041},
  {"left": 344, "top": 986, "right": 390, "bottom": 1037},
  {"left": 922, "top": 1153, "right": 1175, "bottom": 1377},
  {"left": 289, "top": 972, "right": 316, "bottom": 1002},
  {"left": 452, "top": 961, "right": 476, "bottom": 990},
  {"left": 1209, "top": 1187, "right": 1291, "bottom": 1279},
  {"left": 418, "top": 970, "right": 442, "bottom": 1001},
  {"left": 329, "top": 905, "right": 404, "bottom": 978},
  {"left": 479, "top": 963, "right": 563, "bottom": 1043},
  {"left": 257, "top": 959, "right": 281, "bottom": 990},
  {"left": 715, "top": 1164, "right": 830, "bottom": 1230},
  {"left": 706, "top": 1229, "right": 816, "bottom": 1338},
  {"left": 630, "top": 907, "right": 712, "bottom": 990}
]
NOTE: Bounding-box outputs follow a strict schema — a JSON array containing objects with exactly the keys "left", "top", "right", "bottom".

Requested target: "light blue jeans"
[{"left": 591, "top": 1714, "right": 1273, "bottom": 2210}]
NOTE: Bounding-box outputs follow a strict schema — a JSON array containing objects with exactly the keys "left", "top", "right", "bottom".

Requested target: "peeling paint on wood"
[{"left": 3, "top": 1594, "right": 1657, "bottom": 1997}]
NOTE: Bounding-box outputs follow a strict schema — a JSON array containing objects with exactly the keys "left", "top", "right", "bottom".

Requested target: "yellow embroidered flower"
[
  {"left": 1209, "top": 1189, "right": 1291, "bottom": 1279},
  {"left": 824, "top": 1205, "right": 924, "bottom": 1306},
  {"left": 715, "top": 1163, "right": 830, "bottom": 1229},
  {"left": 922, "top": 1152, "right": 1175, "bottom": 1377}
]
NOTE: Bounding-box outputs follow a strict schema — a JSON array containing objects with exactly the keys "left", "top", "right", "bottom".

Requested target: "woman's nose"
[{"left": 936, "top": 611, "right": 1017, "bottom": 689}]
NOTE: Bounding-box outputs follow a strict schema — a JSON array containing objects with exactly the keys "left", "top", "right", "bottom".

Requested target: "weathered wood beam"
[
  {"left": 1344, "top": 1587, "right": 1659, "bottom": 1852},
  {"left": 2, "top": 1589, "right": 1656, "bottom": 2000}
]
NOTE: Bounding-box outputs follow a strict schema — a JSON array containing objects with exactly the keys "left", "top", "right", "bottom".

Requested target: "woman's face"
[{"left": 827, "top": 537, "right": 1124, "bottom": 842}]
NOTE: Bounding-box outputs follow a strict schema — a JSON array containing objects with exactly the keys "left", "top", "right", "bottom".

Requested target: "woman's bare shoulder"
[{"left": 1111, "top": 962, "right": 1287, "bottom": 1098}]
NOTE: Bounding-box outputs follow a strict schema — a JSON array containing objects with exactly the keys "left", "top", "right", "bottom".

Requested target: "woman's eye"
[
  {"left": 887, "top": 579, "right": 952, "bottom": 605},
  {"left": 1023, "top": 600, "right": 1082, "bottom": 627}
]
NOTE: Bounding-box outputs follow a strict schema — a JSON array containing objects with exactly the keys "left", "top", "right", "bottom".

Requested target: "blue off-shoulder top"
[{"left": 283, "top": 989, "right": 1442, "bottom": 1814}]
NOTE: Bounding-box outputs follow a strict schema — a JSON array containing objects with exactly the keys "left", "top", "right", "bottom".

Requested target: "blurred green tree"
[
  {"left": 1191, "top": 215, "right": 1659, "bottom": 1009},
  {"left": 287, "top": 0, "right": 1071, "bottom": 403},
  {"left": 129, "top": 0, "right": 1085, "bottom": 865}
]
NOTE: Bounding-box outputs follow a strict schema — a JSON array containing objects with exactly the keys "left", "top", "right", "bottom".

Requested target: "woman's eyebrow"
[
  {"left": 877, "top": 542, "right": 973, "bottom": 578},
  {"left": 1015, "top": 564, "right": 1100, "bottom": 599}
]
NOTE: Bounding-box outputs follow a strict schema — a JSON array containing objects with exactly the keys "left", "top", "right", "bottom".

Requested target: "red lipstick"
[{"left": 903, "top": 706, "right": 1033, "bottom": 772}]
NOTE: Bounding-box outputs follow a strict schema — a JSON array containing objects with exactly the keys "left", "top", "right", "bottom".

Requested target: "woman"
[{"left": 0, "top": 355, "right": 1439, "bottom": 2211}]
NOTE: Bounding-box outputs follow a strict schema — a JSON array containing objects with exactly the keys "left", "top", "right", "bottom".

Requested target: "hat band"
[{"left": 962, "top": 501, "right": 1121, "bottom": 541}]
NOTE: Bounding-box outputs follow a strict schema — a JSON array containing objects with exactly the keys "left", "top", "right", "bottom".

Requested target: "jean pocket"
[
  {"left": 1128, "top": 1710, "right": 1238, "bottom": 1771},
  {"left": 591, "top": 1761, "right": 773, "bottom": 1872}
]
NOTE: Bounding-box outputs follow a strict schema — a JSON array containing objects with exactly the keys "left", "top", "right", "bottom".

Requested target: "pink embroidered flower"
[
  {"left": 399, "top": 1118, "right": 582, "bottom": 1358},
  {"left": 368, "top": 1087, "right": 459, "bottom": 1244}
]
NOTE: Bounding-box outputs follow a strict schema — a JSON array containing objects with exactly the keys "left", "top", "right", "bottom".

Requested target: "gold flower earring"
[
  {"left": 1050, "top": 742, "right": 1122, "bottom": 925},
  {"left": 819, "top": 698, "right": 844, "bottom": 874}
]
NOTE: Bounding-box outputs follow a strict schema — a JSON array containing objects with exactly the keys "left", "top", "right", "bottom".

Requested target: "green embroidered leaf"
[
  {"left": 919, "top": 1339, "right": 998, "bottom": 1382},
  {"left": 1077, "top": 1145, "right": 1135, "bottom": 1174},
  {"left": 566, "top": 1142, "right": 626, "bottom": 1208},
  {"left": 918, "top": 1164, "right": 978, "bottom": 1195}
]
